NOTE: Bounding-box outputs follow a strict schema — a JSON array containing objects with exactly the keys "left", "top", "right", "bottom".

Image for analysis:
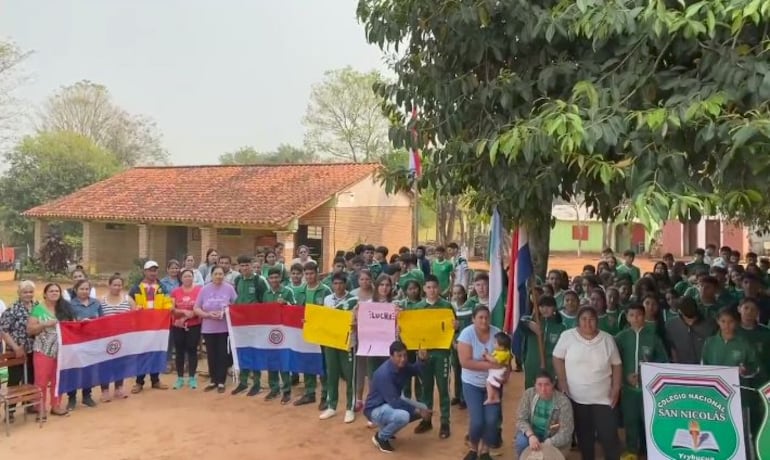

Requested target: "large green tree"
[
  {"left": 0, "top": 39, "right": 29, "bottom": 145},
  {"left": 37, "top": 80, "right": 169, "bottom": 166},
  {"left": 303, "top": 67, "right": 391, "bottom": 162},
  {"left": 358, "top": 0, "right": 770, "bottom": 275},
  {"left": 0, "top": 131, "right": 121, "bottom": 244},
  {"left": 219, "top": 144, "right": 319, "bottom": 164}
]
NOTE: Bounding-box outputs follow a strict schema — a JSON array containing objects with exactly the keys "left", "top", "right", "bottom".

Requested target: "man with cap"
[{"left": 128, "top": 260, "right": 171, "bottom": 393}]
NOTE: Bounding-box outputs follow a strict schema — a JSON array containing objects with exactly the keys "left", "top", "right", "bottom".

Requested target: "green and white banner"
[
  {"left": 641, "top": 363, "right": 746, "bottom": 460},
  {"left": 757, "top": 382, "right": 770, "bottom": 460}
]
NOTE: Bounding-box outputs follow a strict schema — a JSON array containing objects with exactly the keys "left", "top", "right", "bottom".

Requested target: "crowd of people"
[
  {"left": 1, "top": 241, "right": 768, "bottom": 460},
  {"left": 516, "top": 244, "right": 769, "bottom": 460}
]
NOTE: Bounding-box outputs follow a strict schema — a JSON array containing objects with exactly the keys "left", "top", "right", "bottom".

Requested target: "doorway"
[
  {"left": 296, "top": 224, "right": 324, "bottom": 269},
  {"left": 166, "top": 226, "right": 188, "bottom": 262}
]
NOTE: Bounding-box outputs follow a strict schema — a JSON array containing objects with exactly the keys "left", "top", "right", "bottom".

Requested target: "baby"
[{"left": 483, "top": 332, "right": 512, "bottom": 405}]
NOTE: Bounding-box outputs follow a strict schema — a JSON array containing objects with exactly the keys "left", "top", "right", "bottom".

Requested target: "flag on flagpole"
[
  {"left": 504, "top": 227, "right": 533, "bottom": 334},
  {"left": 408, "top": 107, "right": 422, "bottom": 178},
  {"left": 488, "top": 208, "right": 504, "bottom": 328}
]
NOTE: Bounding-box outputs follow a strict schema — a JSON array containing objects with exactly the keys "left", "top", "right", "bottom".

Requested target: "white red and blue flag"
[
  {"left": 56, "top": 310, "right": 170, "bottom": 395},
  {"left": 226, "top": 303, "right": 324, "bottom": 376}
]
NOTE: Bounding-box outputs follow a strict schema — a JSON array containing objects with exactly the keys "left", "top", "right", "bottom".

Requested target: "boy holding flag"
[
  {"left": 263, "top": 267, "right": 296, "bottom": 404},
  {"left": 231, "top": 255, "right": 267, "bottom": 396}
]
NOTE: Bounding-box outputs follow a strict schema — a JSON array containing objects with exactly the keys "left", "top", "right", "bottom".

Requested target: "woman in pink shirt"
[{"left": 170, "top": 269, "right": 203, "bottom": 390}]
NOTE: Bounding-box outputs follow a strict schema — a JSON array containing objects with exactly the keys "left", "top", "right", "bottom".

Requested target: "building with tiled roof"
[{"left": 24, "top": 163, "right": 413, "bottom": 274}]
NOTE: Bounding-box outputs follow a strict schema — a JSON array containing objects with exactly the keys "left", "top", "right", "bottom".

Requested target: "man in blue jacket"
[{"left": 364, "top": 341, "right": 432, "bottom": 453}]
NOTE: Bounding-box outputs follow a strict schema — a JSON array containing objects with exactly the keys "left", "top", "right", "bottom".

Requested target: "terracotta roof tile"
[{"left": 23, "top": 163, "right": 380, "bottom": 227}]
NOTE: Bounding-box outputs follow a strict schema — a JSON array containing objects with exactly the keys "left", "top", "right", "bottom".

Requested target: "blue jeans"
[
  {"left": 515, "top": 431, "right": 545, "bottom": 456},
  {"left": 370, "top": 404, "right": 411, "bottom": 440},
  {"left": 462, "top": 382, "right": 502, "bottom": 448}
]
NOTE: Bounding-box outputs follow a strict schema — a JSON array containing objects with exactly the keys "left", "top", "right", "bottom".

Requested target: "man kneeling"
[{"left": 364, "top": 341, "right": 432, "bottom": 453}]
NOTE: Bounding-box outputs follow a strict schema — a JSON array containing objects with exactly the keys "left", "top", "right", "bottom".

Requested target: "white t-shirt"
[{"left": 552, "top": 328, "right": 621, "bottom": 406}]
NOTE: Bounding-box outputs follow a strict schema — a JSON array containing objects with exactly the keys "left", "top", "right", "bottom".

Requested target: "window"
[
  {"left": 571, "top": 225, "right": 589, "bottom": 241},
  {"left": 217, "top": 228, "right": 242, "bottom": 237},
  {"left": 190, "top": 228, "right": 201, "bottom": 242},
  {"left": 105, "top": 223, "right": 126, "bottom": 231},
  {"left": 306, "top": 226, "right": 323, "bottom": 239}
]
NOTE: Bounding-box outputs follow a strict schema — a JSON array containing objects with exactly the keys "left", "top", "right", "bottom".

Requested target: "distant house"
[
  {"left": 659, "top": 219, "right": 748, "bottom": 258},
  {"left": 23, "top": 163, "right": 413, "bottom": 275},
  {"left": 549, "top": 204, "right": 646, "bottom": 254}
]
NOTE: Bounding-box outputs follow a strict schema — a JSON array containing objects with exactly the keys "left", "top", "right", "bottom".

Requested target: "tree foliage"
[
  {"left": 218, "top": 144, "right": 319, "bottom": 165},
  {"left": 0, "top": 131, "right": 121, "bottom": 243},
  {"left": 37, "top": 80, "right": 169, "bottom": 166},
  {"left": 0, "top": 39, "right": 30, "bottom": 144},
  {"left": 303, "top": 66, "right": 391, "bottom": 162},
  {"left": 39, "top": 230, "right": 72, "bottom": 275},
  {"left": 359, "top": 0, "right": 770, "bottom": 273}
]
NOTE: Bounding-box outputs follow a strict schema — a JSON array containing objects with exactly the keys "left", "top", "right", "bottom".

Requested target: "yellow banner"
[
  {"left": 303, "top": 304, "right": 353, "bottom": 351},
  {"left": 398, "top": 309, "right": 455, "bottom": 350}
]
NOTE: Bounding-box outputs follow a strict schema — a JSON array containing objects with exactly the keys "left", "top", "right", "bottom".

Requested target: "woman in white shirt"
[{"left": 552, "top": 306, "right": 622, "bottom": 460}]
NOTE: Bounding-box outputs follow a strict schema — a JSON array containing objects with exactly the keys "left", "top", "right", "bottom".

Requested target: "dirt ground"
[{"left": 0, "top": 255, "right": 640, "bottom": 458}]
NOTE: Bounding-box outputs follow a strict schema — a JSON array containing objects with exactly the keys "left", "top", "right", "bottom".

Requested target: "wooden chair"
[{"left": 0, "top": 352, "right": 43, "bottom": 436}]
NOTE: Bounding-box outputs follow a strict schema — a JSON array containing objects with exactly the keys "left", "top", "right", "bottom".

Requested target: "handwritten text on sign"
[{"left": 356, "top": 302, "right": 397, "bottom": 357}]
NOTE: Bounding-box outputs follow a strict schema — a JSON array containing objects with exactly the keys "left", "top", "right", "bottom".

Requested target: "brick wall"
[
  {"left": 215, "top": 228, "right": 274, "bottom": 260},
  {"left": 87, "top": 222, "right": 139, "bottom": 274},
  {"left": 332, "top": 206, "right": 412, "bottom": 269},
  {"left": 148, "top": 225, "right": 167, "bottom": 263}
]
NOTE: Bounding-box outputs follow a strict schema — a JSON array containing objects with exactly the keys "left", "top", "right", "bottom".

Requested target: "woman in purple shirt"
[{"left": 194, "top": 266, "right": 236, "bottom": 393}]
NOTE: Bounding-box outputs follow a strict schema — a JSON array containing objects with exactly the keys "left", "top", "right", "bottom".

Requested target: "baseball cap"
[{"left": 143, "top": 260, "right": 159, "bottom": 270}]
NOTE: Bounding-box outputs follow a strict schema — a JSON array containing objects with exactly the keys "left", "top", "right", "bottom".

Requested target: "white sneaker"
[
  {"left": 319, "top": 408, "right": 337, "bottom": 420},
  {"left": 344, "top": 409, "right": 355, "bottom": 423}
]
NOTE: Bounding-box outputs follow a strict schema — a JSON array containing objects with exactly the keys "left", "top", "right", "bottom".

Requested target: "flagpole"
[
  {"left": 504, "top": 230, "right": 517, "bottom": 333},
  {"left": 412, "top": 183, "right": 419, "bottom": 249}
]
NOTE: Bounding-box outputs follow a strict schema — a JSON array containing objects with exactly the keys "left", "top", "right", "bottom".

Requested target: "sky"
[{"left": 0, "top": 0, "right": 388, "bottom": 165}]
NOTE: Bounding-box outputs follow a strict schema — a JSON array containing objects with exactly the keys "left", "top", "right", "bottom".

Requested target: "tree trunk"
[
  {"left": 526, "top": 209, "right": 553, "bottom": 282},
  {"left": 446, "top": 198, "right": 458, "bottom": 242},
  {"left": 458, "top": 209, "right": 467, "bottom": 247}
]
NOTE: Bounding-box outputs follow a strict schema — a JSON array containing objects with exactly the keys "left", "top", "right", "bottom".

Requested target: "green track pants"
[
  {"left": 620, "top": 388, "right": 644, "bottom": 453},
  {"left": 419, "top": 350, "right": 451, "bottom": 425},
  {"left": 323, "top": 347, "right": 354, "bottom": 411}
]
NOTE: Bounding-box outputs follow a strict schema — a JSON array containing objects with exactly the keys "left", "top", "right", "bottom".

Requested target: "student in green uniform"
[
  {"left": 362, "top": 244, "right": 383, "bottom": 278},
  {"left": 287, "top": 263, "right": 306, "bottom": 304},
  {"left": 616, "top": 250, "right": 641, "bottom": 284},
  {"left": 663, "top": 289, "right": 681, "bottom": 323},
  {"left": 520, "top": 296, "right": 565, "bottom": 389},
  {"left": 450, "top": 284, "right": 468, "bottom": 408},
  {"left": 319, "top": 272, "right": 359, "bottom": 424},
  {"left": 262, "top": 249, "right": 288, "bottom": 283},
  {"left": 410, "top": 275, "right": 454, "bottom": 439},
  {"left": 546, "top": 270, "right": 566, "bottom": 310},
  {"left": 641, "top": 295, "right": 666, "bottom": 339},
  {"left": 605, "top": 287, "right": 622, "bottom": 329},
  {"left": 347, "top": 256, "right": 365, "bottom": 291},
  {"left": 737, "top": 297, "right": 770, "bottom": 435},
  {"left": 399, "top": 279, "right": 424, "bottom": 401},
  {"left": 231, "top": 255, "right": 268, "bottom": 397},
  {"left": 685, "top": 248, "right": 710, "bottom": 276},
  {"left": 263, "top": 267, "right": 297, "bottom": 404},
  {"left": 374, "top": 245, "right": 389, "bottom": 265},
  {"left": 589, "top": 288, "right": 619, "bottom": 335},
  {"left": 293, "top": 261, "right": 333, "bottom": 408},
  {"left": 397, "top": 253, "right": 425, "bottom": 295},
  {"left": 431, "top": 246, "right": 454, "bottom": 297},
  {"left": 559, "top": 290, "right": 579, "bottom": 329},
  {"left": 702, "top": 307, "right": 761, "bottom": 441},
  {"left": 615, "top": 304, "right": 668, "bottom": 458},
  {"left": 322, "top": 256, "right": 347, "bottom": 288}
]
